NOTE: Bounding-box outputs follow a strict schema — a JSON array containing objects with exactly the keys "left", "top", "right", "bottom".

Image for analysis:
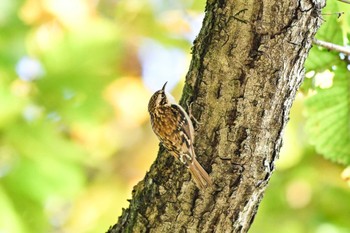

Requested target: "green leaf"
[
  {"left": 305, "top": 1, "right": 350, "bottom": 73},
  {"left": 317, "top": 1, "right": 344, "bottom": 45},
  {"left": 305, "top": 46, "right": 341, "bottom": 72},
  {"left": 316, "top": 0, "right": 350, "bottom": 45},
  {"left": 305, "top": 65, "right": 350, "bottom": 165}
]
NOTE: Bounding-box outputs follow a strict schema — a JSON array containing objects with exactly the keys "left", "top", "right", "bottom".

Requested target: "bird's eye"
[{"left": 160, "top": 92, "right": 167, "bottom": 105}]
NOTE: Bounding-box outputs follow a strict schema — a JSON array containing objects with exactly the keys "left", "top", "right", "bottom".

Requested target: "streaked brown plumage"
[{"left": 148, "top": 82, "right": 212, "bottom": 189}]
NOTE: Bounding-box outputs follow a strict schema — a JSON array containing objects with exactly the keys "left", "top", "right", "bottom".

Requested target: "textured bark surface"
[{"left": 108, "top": 0, "right": 325, "bottom": 232}]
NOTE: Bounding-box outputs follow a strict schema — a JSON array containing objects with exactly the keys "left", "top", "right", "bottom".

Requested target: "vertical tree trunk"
[{"left": 108, "top": 0, "right": 325, "bottom": 232}]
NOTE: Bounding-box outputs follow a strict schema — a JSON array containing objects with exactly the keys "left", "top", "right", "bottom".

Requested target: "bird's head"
[{"left": 148, "top": 82, "right": 175, "bottom": 112}]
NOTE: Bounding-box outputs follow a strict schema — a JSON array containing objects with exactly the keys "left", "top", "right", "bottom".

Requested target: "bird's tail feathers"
[{"left": 188, "top": 157, "right": 212, "bottom": 189}]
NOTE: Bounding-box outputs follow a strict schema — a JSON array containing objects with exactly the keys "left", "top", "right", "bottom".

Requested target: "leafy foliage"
[
  {"left": 304, "top": 1, "right": 350, "bottom": 165},
  {"left": 0, "top": 1, "right": 120, "bottom": 232},
  {"left": 305, "top": 65, "right": 350, "bottom": 164}
]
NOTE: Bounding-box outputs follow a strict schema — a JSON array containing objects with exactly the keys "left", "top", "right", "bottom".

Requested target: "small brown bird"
[{"left": 148, "top": 82, "right": 212, "bottom": 189}]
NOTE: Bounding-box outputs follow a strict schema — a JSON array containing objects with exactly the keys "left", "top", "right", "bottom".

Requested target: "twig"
[
  {"left": 338, "top": 0, "right": 350, "bottom": 4},
  {"left": 313, "top": 39, "right": 350, "bottom": 56},
  {"left": 321, "top": 12, "right": 344, "bottom": 18}
]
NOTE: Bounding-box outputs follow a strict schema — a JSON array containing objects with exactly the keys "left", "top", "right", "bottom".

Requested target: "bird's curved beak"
[{"left": 162, "top": 82, "right": 168, "bottom": 91}]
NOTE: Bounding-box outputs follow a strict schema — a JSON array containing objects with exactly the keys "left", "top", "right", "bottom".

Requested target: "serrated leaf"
[{"left": 305, "top": 65, "right": 350, "bottom": 165}]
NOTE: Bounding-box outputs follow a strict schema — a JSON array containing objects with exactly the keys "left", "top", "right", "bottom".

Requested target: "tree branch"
[
  {"left": 313, "top": 38, "right": 350, "bottom": 56},
  {"left": 108, "top": 1, "right": 325, "bottom": 232}
]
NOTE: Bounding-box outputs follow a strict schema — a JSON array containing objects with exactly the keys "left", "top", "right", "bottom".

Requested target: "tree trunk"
[{"left": 108, "top": 0, "right": 324, "bottom": 232}]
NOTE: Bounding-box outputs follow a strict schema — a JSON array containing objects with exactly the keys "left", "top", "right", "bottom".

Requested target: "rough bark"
[{"left": 108, "top": 0, "right": 325, "bottom": 232}]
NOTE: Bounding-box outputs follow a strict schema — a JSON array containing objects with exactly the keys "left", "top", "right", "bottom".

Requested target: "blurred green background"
[{"left": 0, "top": 0, "right": 350, "bottom": 233}]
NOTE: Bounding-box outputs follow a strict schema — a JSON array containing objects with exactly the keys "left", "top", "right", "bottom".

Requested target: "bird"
[{"left": 148, "top": 82, "right": 212, "bottom": 189}]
